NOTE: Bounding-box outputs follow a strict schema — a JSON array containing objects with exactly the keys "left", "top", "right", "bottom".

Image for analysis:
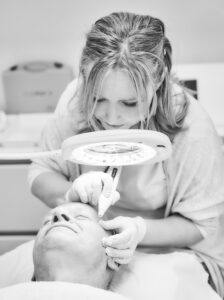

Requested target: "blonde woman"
[{"left": 29, "top": 12, "right": 224, "bottom": 298}]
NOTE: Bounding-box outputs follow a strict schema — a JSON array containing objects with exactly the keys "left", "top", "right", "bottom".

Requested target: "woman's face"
[{"left": 93, "top": 69, "right": 152, "bottom": 129}]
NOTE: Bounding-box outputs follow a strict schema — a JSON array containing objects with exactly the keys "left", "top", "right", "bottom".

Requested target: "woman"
[{"left": 29, "top": 12, "right": 224, "bottom": 297}]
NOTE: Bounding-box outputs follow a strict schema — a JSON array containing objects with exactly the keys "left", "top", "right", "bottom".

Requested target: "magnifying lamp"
[{"left": 0, "top": 129, "right": 172, "bottom": 217}]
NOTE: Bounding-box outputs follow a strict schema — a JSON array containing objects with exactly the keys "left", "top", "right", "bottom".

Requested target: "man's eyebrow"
[
  {"left": 78, "top": 209, "right": 98, "bottom": 220},
  {"left": 72, "top": 209, "right": 92, "bottom": 216}
]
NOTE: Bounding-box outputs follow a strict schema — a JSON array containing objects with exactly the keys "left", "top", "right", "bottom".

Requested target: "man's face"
[{"left": 33, "top": 202, "right": 111, "bottom": 284}]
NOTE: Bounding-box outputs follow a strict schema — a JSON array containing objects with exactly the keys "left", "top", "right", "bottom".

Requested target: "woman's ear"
[{"left": 107, "top": 257, "right": 120, "bottom": 271}]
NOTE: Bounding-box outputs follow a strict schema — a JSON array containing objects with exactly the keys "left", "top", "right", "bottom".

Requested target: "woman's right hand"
[{"left": 65, "top": 171, "right": 120, "bottom": 206}]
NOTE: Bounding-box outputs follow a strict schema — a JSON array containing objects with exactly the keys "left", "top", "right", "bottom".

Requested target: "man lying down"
[
  {"left": 32, "top": 202, "right": 118, "bottom": 289},
  {"left": 0, "top": 202, "right": 221, "bottom": 300}
]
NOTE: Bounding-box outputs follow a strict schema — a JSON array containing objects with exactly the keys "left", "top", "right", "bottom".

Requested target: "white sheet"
[
  {"left": 111, "top": 251, "right": 221, "bottom": 300},
  {"left": 0, "top": 240, "right": 221, "bottom": 300},
  {"left": 0, "top": 282, "right": 129, "bottom": 300}
]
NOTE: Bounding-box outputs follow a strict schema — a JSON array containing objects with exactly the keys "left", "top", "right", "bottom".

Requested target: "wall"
[{"left": 0, "top": 0, "right": 224, "bottom": 109}]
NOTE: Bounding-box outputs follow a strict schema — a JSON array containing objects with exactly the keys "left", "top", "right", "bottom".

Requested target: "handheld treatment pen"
[{"left": 98, "top": 166, "right": 122, "bottom": 218}]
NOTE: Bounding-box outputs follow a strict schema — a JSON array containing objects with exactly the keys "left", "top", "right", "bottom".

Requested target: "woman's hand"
[
  {"left": 65, "top": 171, "right": 120, "bottom": 206},
  {"left": 100, "top": 216, "right": 146, "bottom": 265}
]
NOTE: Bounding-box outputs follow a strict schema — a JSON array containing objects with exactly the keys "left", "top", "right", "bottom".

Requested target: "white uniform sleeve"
[
  {"left": 165, "top": 117, "right": 224, "bottom": 237},
  {"left": 28, "top": 79, "right": 78, "bottom": 188},
  {"left": 27, "top": 117, "right": 73, "bottom": 188},
  {"left": 28, "top": 79, "right": 79, "bottom": 188}
]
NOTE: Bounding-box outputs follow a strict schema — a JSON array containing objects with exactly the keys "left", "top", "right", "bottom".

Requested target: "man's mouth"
[{"left": 45, "top": 223, "right": 81, "bottom": 236}]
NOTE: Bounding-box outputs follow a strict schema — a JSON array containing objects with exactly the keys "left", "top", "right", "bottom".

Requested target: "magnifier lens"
[{"left": 70, "top": 142, "right": 156, "bottom": 166}]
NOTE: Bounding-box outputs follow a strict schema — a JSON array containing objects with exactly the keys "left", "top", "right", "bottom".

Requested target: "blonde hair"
[{"left": 69, "top": 12, "right": 189, "bottom": 140}]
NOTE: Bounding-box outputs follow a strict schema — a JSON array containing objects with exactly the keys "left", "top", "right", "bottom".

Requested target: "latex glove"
[
  {"left": 65, "top": 171, "right": 120, "bottom": 206},
  {"left": 100, "top": 216, "right": 146, "bottom": 265}
]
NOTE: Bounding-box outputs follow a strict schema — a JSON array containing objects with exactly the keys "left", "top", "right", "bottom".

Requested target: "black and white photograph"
[{"left": 0, "top": 1, "right": 223, "bottom": 299}]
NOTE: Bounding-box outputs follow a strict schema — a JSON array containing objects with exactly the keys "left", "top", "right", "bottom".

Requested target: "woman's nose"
[
  {"left": 105, "top": 104, "right": 120, "bottom": 124},
  {"left": 52, "top": 210, "right": 70, "bottom": 223}
]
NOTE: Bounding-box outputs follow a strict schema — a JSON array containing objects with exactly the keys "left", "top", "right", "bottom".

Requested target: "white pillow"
[{"left": 0, "top": 240, "right": 34, "bottom": 287}]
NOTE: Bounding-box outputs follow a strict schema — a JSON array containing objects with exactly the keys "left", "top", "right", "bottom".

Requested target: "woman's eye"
[
  {"left": 96, "top": 98, "right": 105, "bottom": 103},
  {"left": 123, "top": 102, "right": 137, "bottom": 107}
]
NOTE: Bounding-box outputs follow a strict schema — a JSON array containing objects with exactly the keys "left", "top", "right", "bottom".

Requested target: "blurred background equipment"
[{"left": 2, "top": 61, "right": 73, "bottom": 113}]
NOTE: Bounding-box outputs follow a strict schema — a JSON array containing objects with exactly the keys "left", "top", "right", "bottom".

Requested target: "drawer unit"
[{"left": 0, "top": 163, "right": 49, "bottom": 254}]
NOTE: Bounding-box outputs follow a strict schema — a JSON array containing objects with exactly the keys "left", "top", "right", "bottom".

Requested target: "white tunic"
[{"left": 28, "top": 80, "right": 224, "bottom": 297}]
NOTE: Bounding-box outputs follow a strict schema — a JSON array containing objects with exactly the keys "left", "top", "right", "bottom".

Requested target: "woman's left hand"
[{"left": 100, "top": 216, "right": 146, "bottom": 265}]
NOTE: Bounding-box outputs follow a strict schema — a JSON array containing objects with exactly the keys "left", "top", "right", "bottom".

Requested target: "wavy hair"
[{"left": 69, "top": 12, "right": 189, "bottom": 140}]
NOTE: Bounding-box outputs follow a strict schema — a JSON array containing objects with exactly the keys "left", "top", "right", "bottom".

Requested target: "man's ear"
[{"left": 107, "top": 257, "right": 120, "bottom": 271}]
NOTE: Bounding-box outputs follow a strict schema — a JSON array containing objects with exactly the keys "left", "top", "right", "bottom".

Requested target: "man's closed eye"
[{"left": 75, "top": 215, "right": 89, "bottom": 220}]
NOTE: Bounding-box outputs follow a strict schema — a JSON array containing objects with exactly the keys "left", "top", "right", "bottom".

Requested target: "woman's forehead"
[{"left": 99, "top": 69, "right": 137, "bottom": 98}]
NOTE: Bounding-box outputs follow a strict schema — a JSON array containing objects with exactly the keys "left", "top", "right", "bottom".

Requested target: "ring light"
[
  {"left": 0, "top": 129, "right": 172, "bottom": 217},
  {"left": 0, "top": 129, "right": 171, "bottom": 164}
]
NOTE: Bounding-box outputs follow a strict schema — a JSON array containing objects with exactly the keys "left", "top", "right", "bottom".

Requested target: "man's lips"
[{"left": 45, "top": 223, "right": 81, "bottom": 236}]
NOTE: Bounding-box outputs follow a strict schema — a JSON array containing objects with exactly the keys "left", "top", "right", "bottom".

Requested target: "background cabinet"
[{"left": 0, "top": 163, "right": 49, "bottom": 254}]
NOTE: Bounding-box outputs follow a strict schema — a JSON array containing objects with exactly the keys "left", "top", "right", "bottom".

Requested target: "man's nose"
[{"left": 52, "top": 210, "right": 70, "bottom": 223}]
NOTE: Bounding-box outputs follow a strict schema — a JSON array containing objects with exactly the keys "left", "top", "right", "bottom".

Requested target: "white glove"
[
  {"left": 65, "top": 171, "right": 120, "bottom": 206},
  {"left": 100, "top": 216, "right": 147, "bottom": 265}
]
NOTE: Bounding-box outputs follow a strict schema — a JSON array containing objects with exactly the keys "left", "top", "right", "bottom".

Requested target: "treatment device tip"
[
  {"left": 98, "top": 166, "right": 122, "bottom": 218},
  {"left": 98, "top": 195, "right": 113, "bottom": 218}
]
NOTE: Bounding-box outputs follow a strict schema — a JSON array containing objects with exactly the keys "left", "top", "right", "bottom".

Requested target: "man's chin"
[{"left": 40, "top": 231, "right": 77, "bottom": 250}]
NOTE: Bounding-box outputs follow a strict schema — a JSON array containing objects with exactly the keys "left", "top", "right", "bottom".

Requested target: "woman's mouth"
[
  {"left": 95, "top": 117, "right": 140, "bottom": 129},
  {"left": 104, "top": 122, "right": 125, "bottom": 129},
  {"left": 96, "top": 119, "right": 125, "bottom": 129}
]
